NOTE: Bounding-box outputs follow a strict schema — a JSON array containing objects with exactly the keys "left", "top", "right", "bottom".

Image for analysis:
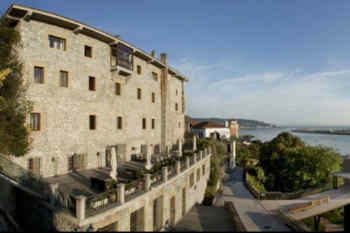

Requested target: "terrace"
[{"left": 0, "top": 136, "right": 210, "bottom": 222}]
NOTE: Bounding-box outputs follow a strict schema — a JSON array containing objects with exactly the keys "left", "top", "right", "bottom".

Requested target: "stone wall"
[
  {"left": 78, "top": 154, "right": 211, "bottom": 231},
  {"left": 11, "top": 18, "right": 186, "bottom": 178}
]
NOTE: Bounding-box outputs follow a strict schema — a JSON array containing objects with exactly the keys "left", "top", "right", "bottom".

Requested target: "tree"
[
  {"left": 258, "top": 132, "right": 341, "bottom": 192},
  {"left": 0, "top": 18, "right": 32, "bottom": 157}
]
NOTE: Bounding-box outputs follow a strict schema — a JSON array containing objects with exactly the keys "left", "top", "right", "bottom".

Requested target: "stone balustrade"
[{"left": 72, "top": 147, "right": 212, "bottom": 220}]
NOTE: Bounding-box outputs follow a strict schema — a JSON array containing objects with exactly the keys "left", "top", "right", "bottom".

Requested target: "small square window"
[
  {"left": 84, "top": 45, "right": 92, "bottom": 57},
  {"left": 30, "top": 113, "right": 41, "bottom": 131},
  {"left": 89, "top": 76, "right": 96, "bottom": 91},
  {"left": 34, "top": 66, "right": 44, "bottom": 84},
  {"left": 137, "top": 65, "right": 142, "bottom": 74},
  {"left": 89, "top": 115, "right": 96, "bottom": 130},
  {"left": 60, "top": 71, "right": 68, "bottom": 87},
  {"left": 116, "top": 83, "right": 121, "bottom": 96},
  {"left": 137, "top": 88, "right": 142, "bottom": 100}
]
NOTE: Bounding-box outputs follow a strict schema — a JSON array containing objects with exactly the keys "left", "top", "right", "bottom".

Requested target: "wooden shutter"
[{"left": 33, "top": 158, "right": 41, "bottom": 176}]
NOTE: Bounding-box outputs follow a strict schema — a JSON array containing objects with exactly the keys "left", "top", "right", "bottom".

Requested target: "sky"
[{"left": 2, "top": 0, "right": 350, "bottom": 126}]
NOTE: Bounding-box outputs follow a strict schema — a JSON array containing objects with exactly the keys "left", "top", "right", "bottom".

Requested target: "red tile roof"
[{"left": 191, "top": 121, "right": 226, "bottom": 129}]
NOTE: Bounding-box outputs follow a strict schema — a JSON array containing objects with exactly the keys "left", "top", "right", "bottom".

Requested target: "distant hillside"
[{"left": 188, "top": 116, "right": 277, "bottom": 128}]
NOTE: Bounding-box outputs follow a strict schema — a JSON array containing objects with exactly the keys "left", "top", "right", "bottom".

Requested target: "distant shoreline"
[{"left": 292, "top": 129, "right": 350, "bottom": 136}]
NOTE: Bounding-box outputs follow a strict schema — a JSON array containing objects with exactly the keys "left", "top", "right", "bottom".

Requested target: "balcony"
[
  {"left": 0, "top": 142, "right": 212, "bottom": 223},
  {"left": 111, "top": 43, "right": 133, "bottom": 76}
]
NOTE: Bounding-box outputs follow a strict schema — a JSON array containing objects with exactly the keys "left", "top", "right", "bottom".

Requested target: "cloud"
[{"left": 172, "top": 59, "right": 350, "bottom": 126}]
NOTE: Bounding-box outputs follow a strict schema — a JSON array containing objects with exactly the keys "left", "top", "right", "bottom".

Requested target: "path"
[
  {"left": 174, "top": 204, "right": 234, "bottom": 232},
  {"left": 260, "top": 185, "right": 350, "bottom": 221},
  {"left": 219, "top": 167, "right": 291, "bottom": 232}
]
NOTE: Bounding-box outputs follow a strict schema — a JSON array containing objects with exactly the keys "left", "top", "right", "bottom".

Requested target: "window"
[
  {"left": 142, "top": 118, "right": 146, "bottom": 129},
  {"left": 117, "top": 116, "right": 123, "bottom": 129},
  {"left": 30, "top": 113, "right": 41, "bottom": 131},
  {"left": 178, "top": 122, "right": 181, "bottom": 128},
  {"left": 202, "top": 165, "right": 205, "bottom": 175},
  {"left": 34, "top": 66, "right": 44, "bottom": 84},
  {"left": 175, "top": 103, "right": 178, "bottom": 111},
  {"left": 152, "top": 72, "right": 158, "bottom": 81},
  {"left": 28, "top": 158, "right": 34, "bottom": 171},
  {"left": 137, "top": 65, "right": 142, "bottom": 74},
  {"left": 89, "top": 115, "right": 96, "bottom": 130},
  {"left": 60, "top": 71, "right": 68, "bottom": 87},
  {"left": 89, "top": 76, "right": 96, "bottom": 91},
  {"left": 176, "top": 89, "right": 178, "bottom": 96},
  {"left": 197, "top": 169, "right": 200, "bottom": 182},
  {"left": 68, "top": 156, "right": 74, "bottom": 171},
  {"left": 111, "top": 43, "right": 133, "bottom": 70},
  {"left": 84, "top": 45, "right": 92, "bottom": 57},
  {"left": 49, "top": 35, "right": 66, "bottom": 50},
  {"left": 28, "top": 158, "right": 40, "bottom": 176},
  {"left": 152, "top": 119, "right": 155, "bottom": 129},
  {"left": 115, "top": 82, "right": 121, "bottom": 96},
  {"left": 137, "top": 88, "right": 142, "bottom": 99},
  {"left": 152, "top": 92, "right": 155, "bottom": 103}
]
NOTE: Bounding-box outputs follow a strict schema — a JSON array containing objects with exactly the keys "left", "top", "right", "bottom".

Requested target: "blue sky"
[{"left": 2, "top": 0, "right": 350, "bottom": 126}]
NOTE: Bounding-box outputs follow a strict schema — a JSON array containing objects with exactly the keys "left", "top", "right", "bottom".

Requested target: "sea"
[{"left": 240, "top": 126, "right": 350, "bottom": 156}]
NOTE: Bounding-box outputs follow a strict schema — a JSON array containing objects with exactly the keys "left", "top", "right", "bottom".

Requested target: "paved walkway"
[
  {"left": 220, "top": 167, "right": 291, "bottom": 232},
  {"left": 174, "top": 204, "right": 234, "bottom": 232},
  {"left": 261, "top": 185, "right": 350, "bottom": 221}
]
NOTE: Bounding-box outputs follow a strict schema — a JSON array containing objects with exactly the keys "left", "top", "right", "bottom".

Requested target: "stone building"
[
  {"left": 0, "top": 4, "right": 212, "bottom": 232},
  {"left": 191, "top": 120, "right": 239, "bottom": 139},
  {"left": 4, "top": 4, "right": 187, "bottom": 178}
]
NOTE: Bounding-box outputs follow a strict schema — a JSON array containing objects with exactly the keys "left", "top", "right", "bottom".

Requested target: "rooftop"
[
  {"left": 3, "top": 4, "right": 188, "bottom": 81},
  {"left": 191, "top": 121, "right": 227, "bottom": 129}
]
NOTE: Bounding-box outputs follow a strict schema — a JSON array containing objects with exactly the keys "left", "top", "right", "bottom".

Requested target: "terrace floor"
[{"left": 43, "top": 160, "right": 147, "bottom": 197}]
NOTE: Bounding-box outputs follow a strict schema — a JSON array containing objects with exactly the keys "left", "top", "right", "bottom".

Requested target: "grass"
[{"left": 246, "top": 172, "right": 266, "bottom": 192}]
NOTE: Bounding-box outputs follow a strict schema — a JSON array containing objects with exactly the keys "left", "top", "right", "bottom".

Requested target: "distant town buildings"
[{"left": 190, "top": 120, "right": 239, "bottom": 139}]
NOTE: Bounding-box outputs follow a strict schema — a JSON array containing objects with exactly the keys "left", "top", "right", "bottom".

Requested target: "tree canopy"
[
  {"left": 238, "top": 132, "right": 342, "bottom": 192},
  {"left": 0, "top": 19, "right": 32, "bottom": 157}
]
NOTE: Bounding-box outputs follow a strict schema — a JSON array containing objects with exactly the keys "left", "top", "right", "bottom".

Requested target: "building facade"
[
  {"left": 0, "top": 5, "right": 214, "bottom": 232},
  {"left": 191, "top": 120, "right": 239, "bottom": 139},
  {"left": 4, "top": 4, "right": 187, "bottom": 178}
]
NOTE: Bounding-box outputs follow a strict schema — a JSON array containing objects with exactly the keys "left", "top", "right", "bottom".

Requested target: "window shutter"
[{"left": 33, "top": 158, "right": 41, "bottom": 176}]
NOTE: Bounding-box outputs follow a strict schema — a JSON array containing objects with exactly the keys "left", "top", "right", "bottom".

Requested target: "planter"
[{"left": 109, "top": 193, "right": 116, "bottom": 202}]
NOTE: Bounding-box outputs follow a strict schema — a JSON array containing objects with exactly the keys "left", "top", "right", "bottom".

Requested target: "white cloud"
[{"left": 172, "top": 59, "right": 350, "bottom": 126}]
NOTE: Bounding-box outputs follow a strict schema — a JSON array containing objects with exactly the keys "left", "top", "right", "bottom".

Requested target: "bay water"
[{"left": 240, "top": 127, "right": 350, "bottom": 156}]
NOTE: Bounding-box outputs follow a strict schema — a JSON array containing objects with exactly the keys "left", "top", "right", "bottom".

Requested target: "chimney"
[
  {"left": 151, "top": 50, "right": 156, "bottom": 58},
  {"left": 160, "top": 53, "right": 168, "bottom": 65}
]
